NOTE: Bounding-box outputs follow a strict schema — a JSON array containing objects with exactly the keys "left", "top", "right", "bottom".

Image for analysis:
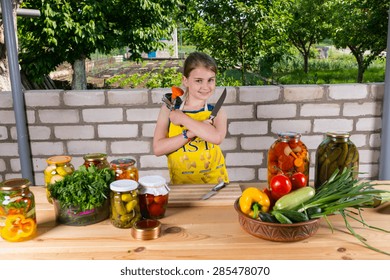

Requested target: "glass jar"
[
  {"left": 0, "top": 178, "right": 37, "bottom": 242},
  {"left": 267, "top": 132, "right": 310, "bottom": 187},
  {"left": 83, "top": 153, "right": 110, "bottom": 169},
  {"left": 315, "top": 131, "right": 359, "bottom": 188},
  {"left": 110, "top": 180, "right": 141, "bottom": 228},
  {"left": 138, "top": 175, "right": 170, "bottom": 219},
  {"left": 44, "top": 155, "right": 75, "bottom": 203},
  {"left": 110, "top": 158, "right": 139, "bottom": 181}
]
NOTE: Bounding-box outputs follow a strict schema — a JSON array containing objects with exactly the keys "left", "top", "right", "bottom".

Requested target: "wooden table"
[{"left": 1, "top": 183, "right": 390, "bottom": 260}]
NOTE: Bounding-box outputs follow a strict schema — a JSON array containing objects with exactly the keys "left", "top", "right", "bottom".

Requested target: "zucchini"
[{"left": 273, "top": 187, "right": 315, "bottom": 211}]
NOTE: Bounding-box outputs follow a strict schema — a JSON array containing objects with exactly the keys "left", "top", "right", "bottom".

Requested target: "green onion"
[{"left": 294, "top": 167, "right": 390, "bottom": 256}]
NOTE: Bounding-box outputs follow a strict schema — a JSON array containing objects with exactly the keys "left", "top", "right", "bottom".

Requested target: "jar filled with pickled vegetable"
[
  {"left": 83, "top": 153, "right": 110, "bottom": 169},
  {"left": 267, "top": 132, "right": 310, "bottom": 188},
  {"left": 110, "top": 158, "right": 139, "bottom": 181},
  {"left": 138, "top": 175, "right": 170, "bottom": 219},
  {"left": 0, "top": 178, "right": 37, "bottom": 242},
  {"left": 315, "top": 131, "right": 359, "bottom": 188},
  {"left": 110, "top": 180, "right": 141, "bottom": 228},
  {"left": 44, "top": 155, "right": 75, "bottom": 203}
]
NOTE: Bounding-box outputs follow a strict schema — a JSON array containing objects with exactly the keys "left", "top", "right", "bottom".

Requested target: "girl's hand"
[{"left": 169, "top": 110, "right": 187, "bottom": 126}]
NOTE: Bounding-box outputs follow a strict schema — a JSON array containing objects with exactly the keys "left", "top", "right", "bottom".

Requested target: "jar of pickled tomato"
[
  {"left": 315, "top": 131, "right": 359, "bottom": 188},
  {"left": 110, "top": 180, "right": 141, "bottom": 228},
  {"left": 83, "top": 153, "right": 110, "bottom": 169},
  {"left": 0, "top": 178, "right": 37, "bottom": 242},
  {"left": 267, "top": 132, "right": 309, "bottom": 187},
  {"left": 138, "top": 175, "right": 170, "bottom": 219},
  {"left": 44, "top": 155, "right": 75, "bottom": 203},
  {"left": 110, "top": 158, "right": 139, "bottom": 181}
]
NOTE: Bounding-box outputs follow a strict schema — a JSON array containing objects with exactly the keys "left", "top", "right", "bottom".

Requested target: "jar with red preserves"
[
  {"left": 138, "top": 175, "right": 170, "bottom": 219},
  {"left": 0, "top": 178, "right": 37, "bottom": 242},
  {"left": 83, "top": 153, "right": 110, "bottom": 169},
  {"left": 110, "top": 158, "right": 139, "bottom": 181},
  {"left": 267, "top": 132, "right": 309, "bottom": 189}
]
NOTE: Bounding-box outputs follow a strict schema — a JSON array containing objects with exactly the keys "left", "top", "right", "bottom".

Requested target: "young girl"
[{"left": 153, "top": 52, "right": 229, "bottom": 185}]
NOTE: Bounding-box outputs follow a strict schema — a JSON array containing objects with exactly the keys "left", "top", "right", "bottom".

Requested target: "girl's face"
[{"left": 183, "top": 66, "right": 216, "bottom": 101}]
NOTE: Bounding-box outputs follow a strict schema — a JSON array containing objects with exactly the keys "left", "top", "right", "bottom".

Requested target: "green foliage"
[
  {"left": 105, "top": 66, "right": 182, "bottom": 89},
  {"left": 285, "top": 0, "right": 332, "bottom": 73},
  {"left": 328, "top": 0, "right": 389, "bottom": 82},
  {"left": 146, "top": 68, "right": 183, "bottom": 88},
  {"left": 17, "top": 0, "right": 182, "bottom": 86},
  {"left": 48, "top": 165, "right": 115, "bottom": 212},
  {"left": 183, "top": 0, "right": 293, "bottom": 85}
]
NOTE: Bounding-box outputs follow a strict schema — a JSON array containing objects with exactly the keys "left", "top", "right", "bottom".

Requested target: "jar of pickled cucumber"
[
  {"left": 267, "top": 132, "right": 310, "bottom": 188},
  {"left": 44, "top": 155, "right": 75, "bottom": 203},
  {"left": 83, "top": 153, "right": 110, "bottom": 170},
  {"left": 315, "top": 131, "right": 359, "bottom": 188},
  {"left": 138, "top": 175, "right": 170, "bottom": 219},
  {"left": 110, "top": 180, "right": 141, "bottom": 228},
  {"left": 110, "top": 158, "right": 139, "bottom": 181},
  {"left": 0, "top": 178, "right": 37, "bottom": 242}
]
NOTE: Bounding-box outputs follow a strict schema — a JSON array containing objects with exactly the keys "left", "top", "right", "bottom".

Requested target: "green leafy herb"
[{"left": 48, "top": 165, "right": 115, "bottom": 212}]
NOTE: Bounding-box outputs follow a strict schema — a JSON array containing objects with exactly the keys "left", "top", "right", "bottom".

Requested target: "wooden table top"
[{"left": 1, "top": 182, "right": 390, "bottom": 260}]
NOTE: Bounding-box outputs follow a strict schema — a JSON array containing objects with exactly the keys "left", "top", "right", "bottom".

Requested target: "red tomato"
[
  {"left": 154, "top": 195, "right": 168, "bottom": 205},
  {"left": 290, "top": 172, "right": 307, "bottom": 190},
  {"left": 270, "top": 174, "right": 292, "bottom": 199},
  {"left": 142, "top": 194, "right": 154, "bottom": 205},
  {"left": 148, "top": 203, "right": 165, "bottom": 218}
]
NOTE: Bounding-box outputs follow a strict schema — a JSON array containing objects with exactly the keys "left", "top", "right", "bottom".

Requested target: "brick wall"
[{"left": 0, "top": 83, "right": 384, "bottom": 185}]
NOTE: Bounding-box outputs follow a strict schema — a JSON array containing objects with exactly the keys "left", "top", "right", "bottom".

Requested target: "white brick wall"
[{"left": 0, "top": 83, "right": 385, "bottom": 184}]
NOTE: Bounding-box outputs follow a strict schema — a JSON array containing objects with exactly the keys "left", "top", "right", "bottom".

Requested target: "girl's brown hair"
[{"left": 183, "top": 52, "right": 218, "bottom": 78}]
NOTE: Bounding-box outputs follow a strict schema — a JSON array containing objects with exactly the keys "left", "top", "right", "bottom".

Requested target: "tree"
[
  {"left": 182, "top": 0, "right": 292, "bottom": 85},
  {"left": 285, "top": 0, "right": 331, "bottom": 73},
  {"left": 17, "top": 0, "right": 182, "bottom": 90},
  {"left": 0, "top": 0, "right": 21, "bottom": 91},
  {"left": 329, "top": 0, "right": 389, "bottom": 83}
]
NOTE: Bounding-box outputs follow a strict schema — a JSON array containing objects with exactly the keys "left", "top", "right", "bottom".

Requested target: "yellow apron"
[{"left": 167, "top": 109, "right": 229, "bottom": 185}]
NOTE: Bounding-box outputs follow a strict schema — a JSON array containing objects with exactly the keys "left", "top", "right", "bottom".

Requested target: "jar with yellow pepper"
[
  {"left": 267, "top": 132, "right": 309, "bottom": 189},
  {"left": 0, "top": 178, "right": 37, "bottom": 242}
]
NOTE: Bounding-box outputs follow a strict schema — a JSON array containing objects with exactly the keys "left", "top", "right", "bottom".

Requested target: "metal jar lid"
[
  {"left": 131, "top": 219, "right": 161, "bottom": 240},
  {"left": 83, "top": 153, "right": 108, "bottom": 161},
  {"left": 0, "top": 178, "right": 31, "bottom": 191},
  {"left": 110, "top": 158, "right": 136, "bottom": 168}
]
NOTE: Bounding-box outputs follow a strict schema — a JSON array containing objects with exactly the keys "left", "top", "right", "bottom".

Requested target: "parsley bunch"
[{"left": 48, "top": 165, "right": 115, "bottom": 212}]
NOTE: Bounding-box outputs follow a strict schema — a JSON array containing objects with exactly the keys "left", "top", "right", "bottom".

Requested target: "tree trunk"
[
  {"left": 350, "top": 47, "right": 365, "bottom": 83},
  {"left": 303, "top": 51, "right": 309, "bottom": 74},
  {"left": 71, "top": 57, "right": 87, "bottom": 90}
]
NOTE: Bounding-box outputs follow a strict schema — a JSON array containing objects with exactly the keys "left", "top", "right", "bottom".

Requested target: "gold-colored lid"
[
  {"left": 131, "top": 219, "right": 161, "bottom": 240},
  {"left": 0, "top": 178, "right": 31, "bottom": 191},
  {"left": 47, "top": 155, "right": 72, "bottom": 164}
]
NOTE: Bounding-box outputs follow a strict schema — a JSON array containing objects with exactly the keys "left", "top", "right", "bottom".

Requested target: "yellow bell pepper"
[{"left": 239, "top": 187, "right": 270, "bottom": 218}]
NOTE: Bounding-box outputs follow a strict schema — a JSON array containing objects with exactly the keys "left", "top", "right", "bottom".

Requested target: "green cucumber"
[
  {"left": 273, "top": 209, "right": 309, "bottom": 223},
  {"left": 273, "top": 187, "right": 315, "bottom": 211},
  {"left": 273, "top": 212, "right": 293, "bottom": 224},
  {"left": 259, "top": 212, "right": 279, "bottom": 223}
]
